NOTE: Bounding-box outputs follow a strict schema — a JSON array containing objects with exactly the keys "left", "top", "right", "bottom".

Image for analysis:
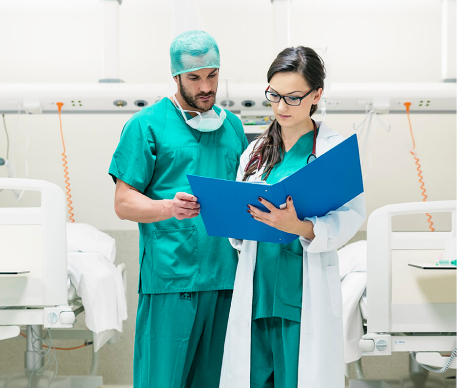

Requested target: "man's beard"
[{"left": 179, "top": 81, "right": 217, "bottom": 112}]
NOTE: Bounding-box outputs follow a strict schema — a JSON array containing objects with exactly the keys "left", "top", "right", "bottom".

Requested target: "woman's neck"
[{"left": 281, "top": 117, "right": 315, "bottom": 152}]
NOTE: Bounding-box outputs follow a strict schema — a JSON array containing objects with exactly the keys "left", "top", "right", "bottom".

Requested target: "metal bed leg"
[
  {"left": 25, "top": 325, "right": 44, "bottom": 372},
  {"left": 353, "top": 358, "right": 366, "bottom": 380},
  {"left": 90, "top": 344, "right": 99, "bottom": 376},
  {"left": 409, "top": 355, "right": 430, "bottom": 386}
]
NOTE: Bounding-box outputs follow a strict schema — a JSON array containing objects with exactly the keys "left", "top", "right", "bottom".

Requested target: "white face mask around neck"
[{"left": 173, "top": 95, "right": 226, "bottom": 132}]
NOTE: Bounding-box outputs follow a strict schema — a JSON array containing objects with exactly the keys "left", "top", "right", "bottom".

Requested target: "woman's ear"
[{"left": 313, "top": 88, "right": 323, "bottom": 104}]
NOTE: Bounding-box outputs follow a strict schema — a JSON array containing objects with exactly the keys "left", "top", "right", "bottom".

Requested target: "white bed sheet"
[
  {"left": 65, "top": 223, "right": 128, "bottom": 352},
  {"left": 67, "top": 252, "right": 127, "bottom": 333}
]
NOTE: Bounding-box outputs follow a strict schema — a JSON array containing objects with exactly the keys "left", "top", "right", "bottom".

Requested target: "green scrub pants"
[
  {"left": 133, "top": 290, "right": 232, "bottom": 388},
  {"left": 250, "top": 317, "right": 301, "bottom": 388}
]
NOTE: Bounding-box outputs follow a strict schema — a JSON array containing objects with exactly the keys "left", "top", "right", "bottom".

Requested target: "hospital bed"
[
  {"left": 0, "top": 178, "right": 127, "bottom": 388},
  {"left": 342, "top": 200, "right": 456, "bottom": 388}
]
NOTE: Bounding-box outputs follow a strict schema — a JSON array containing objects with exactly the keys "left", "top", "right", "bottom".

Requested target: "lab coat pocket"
[
  {"left": 325, "top": 264, "right": 343, "bottom": 318},
  {"left": 152, "top": 226, "right": 199, "bottom": 280},
  {"left": 275, "top": 249, "right": 303, "bottom": 308}
]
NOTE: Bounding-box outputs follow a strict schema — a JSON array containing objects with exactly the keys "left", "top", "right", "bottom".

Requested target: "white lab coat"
[{"left": 219, "top": 121, "right": 366, "bottom": 388}]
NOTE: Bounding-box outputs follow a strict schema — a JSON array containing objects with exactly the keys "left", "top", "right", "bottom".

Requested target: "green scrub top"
[
  {"left": 109, "top": 97, "right": 248, "bottom": 294},
  {"left": 253, "top": 129, "right": 317, "bottom": 323}
]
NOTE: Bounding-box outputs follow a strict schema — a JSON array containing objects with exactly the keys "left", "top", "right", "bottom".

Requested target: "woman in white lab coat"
[{"left": 219, "top": 47, "right": 366, "bottom": 388}]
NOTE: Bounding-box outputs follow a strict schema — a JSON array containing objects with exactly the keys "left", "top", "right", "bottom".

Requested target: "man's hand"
[{"left": 168, "top": 192, "right": 200, "bottom": 220}]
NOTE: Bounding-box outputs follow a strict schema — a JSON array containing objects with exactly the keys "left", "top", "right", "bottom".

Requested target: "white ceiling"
[{"left": 0, "top": 0, "right": 442, "bottom": 11}]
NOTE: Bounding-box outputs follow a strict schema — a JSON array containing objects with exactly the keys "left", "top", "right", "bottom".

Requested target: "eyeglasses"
[{"left": 265, "top": 86, "right": 313, "bottom": 106}]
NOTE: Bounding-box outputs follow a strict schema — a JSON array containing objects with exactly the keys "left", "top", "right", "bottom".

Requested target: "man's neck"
[{"left": 172, "top": 93, "right": 201, "bottom": 116}]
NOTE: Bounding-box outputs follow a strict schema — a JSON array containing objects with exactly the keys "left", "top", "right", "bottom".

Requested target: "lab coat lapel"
[
  {"left": 298, "top": 121, "right": 344, "bottom": 387},
  {"left": 315, "top": 121, "right": 338, "bottom": 157}
]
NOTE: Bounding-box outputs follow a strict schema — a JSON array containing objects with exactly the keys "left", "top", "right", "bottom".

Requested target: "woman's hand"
[{"left": 248, "top": 196, "right": 315, "bottom": 239}]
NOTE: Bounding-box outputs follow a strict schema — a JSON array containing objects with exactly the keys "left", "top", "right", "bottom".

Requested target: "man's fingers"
[
  {"left": 184, "top": 209, "right": 200, "bottom": 217},
  {"left": 175, "top": 199, "right": 200, "bottom": 209},
  {"left": 177, "top": 213, "right": 200, "bottom": 220},
  {"left": 176, "top": 208, "right": 200, "bottom": 217},
  {"left": 176, "top": 192, "right": 198, "bottom": 202}
]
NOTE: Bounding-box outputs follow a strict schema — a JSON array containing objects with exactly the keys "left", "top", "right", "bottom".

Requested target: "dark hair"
[{"left": 243, "top": 46, "right": 326, "bottom": 181}]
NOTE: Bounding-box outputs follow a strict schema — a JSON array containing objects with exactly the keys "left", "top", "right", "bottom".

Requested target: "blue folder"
[{"left": 187, "top": 134, "right": 364, "bottom": 244}]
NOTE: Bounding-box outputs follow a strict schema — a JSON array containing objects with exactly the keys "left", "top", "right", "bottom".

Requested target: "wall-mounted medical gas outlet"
[
  {"left": 221, "top": 100, "right": 234, "bottom": 107},
  {"left": 113, "top": 100, "right": 127, "bottom": 107},
  {"left": 241, "top": 100, "right": 255, "bottom": 108},
  {"left": 134, "top": 100, "right": 148, "bottom": 107}
]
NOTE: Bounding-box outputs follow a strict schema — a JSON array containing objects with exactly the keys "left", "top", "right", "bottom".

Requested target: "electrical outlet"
[
  {"left": 418, "top": 99, "right": 431, "bottom": 107},
  {"left": 70, "top": 100, "right": 83, "bottom": 107}
]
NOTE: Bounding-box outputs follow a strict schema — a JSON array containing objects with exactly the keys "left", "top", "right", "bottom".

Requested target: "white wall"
[{"left": 0, "top": 0, "right": 455, "bottom": 232}]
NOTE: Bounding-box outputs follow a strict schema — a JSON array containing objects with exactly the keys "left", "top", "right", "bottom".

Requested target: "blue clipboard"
[{"left": 187, "top": 134, "right": 364, "bottom": 244}]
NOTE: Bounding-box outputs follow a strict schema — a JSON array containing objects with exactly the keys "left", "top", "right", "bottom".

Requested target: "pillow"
[{"left": 66, "top": 223, "right": 116, "bottom": 263}]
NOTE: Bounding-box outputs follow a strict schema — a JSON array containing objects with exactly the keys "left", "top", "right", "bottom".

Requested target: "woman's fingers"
[
  {"left": 248, "top": 204, "right": 264, "bottom": 217},
  {"left": 248, "top": 205, "right": 271, "bottom": 224},
  {"left": 252, "top": 213, "right": 272, "bottom": 226},
  {"left": 286, "top": 195, "right": 295, "bottom": 209},
  {"left": 257, "top": 197, "right": 276, "bottom": 212}
]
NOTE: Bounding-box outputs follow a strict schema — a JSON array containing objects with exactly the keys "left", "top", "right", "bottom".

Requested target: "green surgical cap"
[{"left": 170, "top": 30, "right": 220, "bottom": 77}]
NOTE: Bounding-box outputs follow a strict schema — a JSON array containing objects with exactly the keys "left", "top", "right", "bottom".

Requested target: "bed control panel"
[
  {"left": 43, "top": 307, "right": 75, "bottom": 329},
  {"left": 360, "top": 334, "right": 392, "bottom": 356}
]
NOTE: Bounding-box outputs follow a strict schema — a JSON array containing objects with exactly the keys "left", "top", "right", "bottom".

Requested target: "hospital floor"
[
  {"left": 102, "top": 385, "right": 348, "bottom": 388},
  {"left": 101, "top": 384, "right": 354, "bottom": 387},
  {"left": 103, "top": 386, "right": 132, "bottom": 388}
]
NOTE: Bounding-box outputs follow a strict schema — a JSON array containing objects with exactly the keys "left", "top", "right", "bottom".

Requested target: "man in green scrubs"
[
  {"left": 109, "top": 30, "right": 248, "bottom": 388},
  {"left": 250, "top": 130, "right": 316, "bottom": 387}
]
